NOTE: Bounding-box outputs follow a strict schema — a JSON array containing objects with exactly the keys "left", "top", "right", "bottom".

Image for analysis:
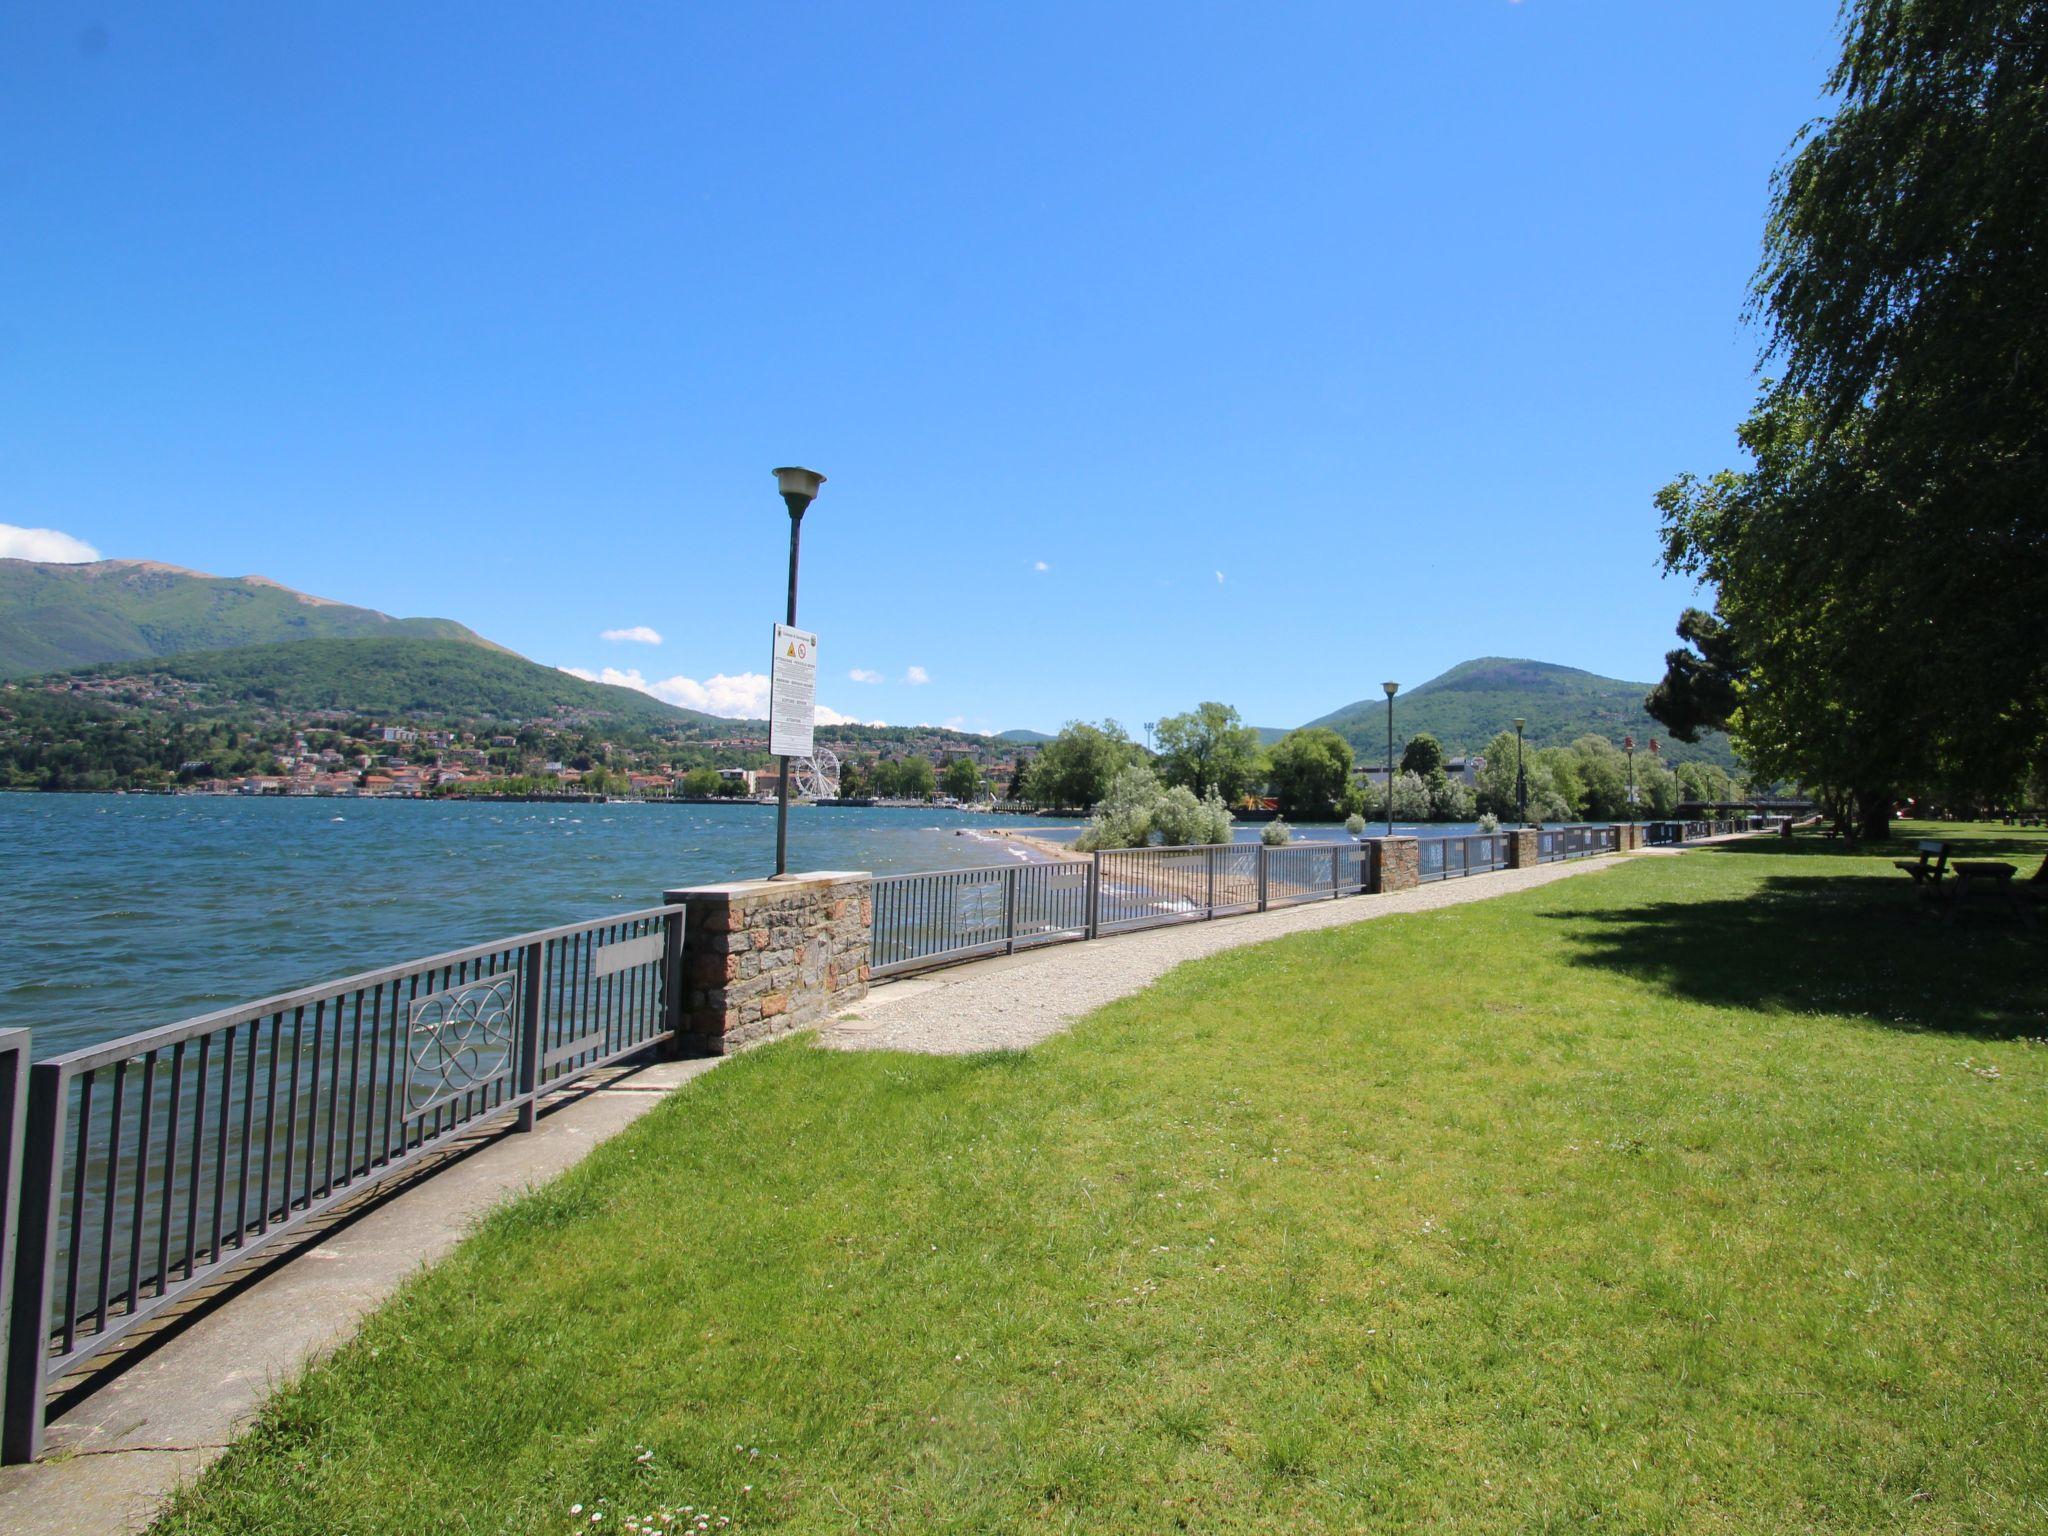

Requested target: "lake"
[{"left": 0, "top": 794, "right": 1494, "bottom": 1056}]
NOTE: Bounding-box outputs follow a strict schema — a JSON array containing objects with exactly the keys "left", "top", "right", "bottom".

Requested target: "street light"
[
  {"left": 1513, "top": 717, "right": 1528, "bottom": 826},
  {"left": 771, "top": 466, "right": 825, "bottom": 877},
  {"left": 1382, "top": 681, "right": 1398, "bottom": 836}
]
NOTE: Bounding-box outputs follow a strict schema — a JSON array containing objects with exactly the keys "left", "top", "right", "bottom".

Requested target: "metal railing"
[
  {"left": 1645, "top": 817, "right": 1771, "bottom": 846},
  {"left": 868, "top": 861, "right": 1090, "bottom": 976},
  {"left": 1417, "top": 834, "right": 1508, "bottom": 882},
  {"left": 3, "top": 905, "right": 684, "bottom": 1462},
  {"left": 873, "top": 841, "right": 1374, "bottom": 978}
]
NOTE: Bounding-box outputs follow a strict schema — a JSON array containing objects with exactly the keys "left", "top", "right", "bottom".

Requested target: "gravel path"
[{"left": 824, "top": 849, "right": 1650, "bottom": 1056}]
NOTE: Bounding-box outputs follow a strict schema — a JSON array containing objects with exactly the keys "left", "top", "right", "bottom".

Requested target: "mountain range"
[{"left": 0, "top": 559, "right": 1732, "bottom": 765}]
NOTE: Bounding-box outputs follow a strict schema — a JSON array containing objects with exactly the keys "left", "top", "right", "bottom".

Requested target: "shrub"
[
  {"left": 1344, "top": 812, "right": 1366, "bottom": 835},
  {"left": 1153, "top": 784, "right": 1234, "bottom": 847},
  {"left": 1260, "top": 819, "right": 1292, "bottom": 846},
  {"left": 1476, "top": 811, "right": 1501, "bottom": 834}
]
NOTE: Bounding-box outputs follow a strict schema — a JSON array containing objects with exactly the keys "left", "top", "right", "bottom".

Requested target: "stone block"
[{"left": 665, "top": 871, "right": 871, "bottom": 1053}]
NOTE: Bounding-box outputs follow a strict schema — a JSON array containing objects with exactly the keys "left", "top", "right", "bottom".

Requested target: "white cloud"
[
  {"left": 600, "top": 625, "right": 663, "bottom": 645},
  {"left": 904, "top": 665, "right": 930, "bottom": 686},
  {"left": 1032, "top": 560, "right": 1050, "bottom": 572},
  {"left": 0, "top": 523, "right": 100, "bottom": 563},
  {"left": 817, "top": 704, "right": 888, "bottom": 727},
  {"left": 561, "top": 664, "right": 881, "bottom": 725},
  {"left": 1215, "top": 570, "right": 1226, "bottom": 584},
  {"left": 848, "top": 668, "right": 883, "bottom": 684}
]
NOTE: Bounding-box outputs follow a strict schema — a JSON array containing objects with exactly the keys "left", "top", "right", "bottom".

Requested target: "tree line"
[{"left": 1007, "top": 703, "right": 1742, "bottom": 834}]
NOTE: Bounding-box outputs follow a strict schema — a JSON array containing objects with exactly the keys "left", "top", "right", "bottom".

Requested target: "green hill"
[
  {"left": 0, "top": 558, "right": 508, "bottom": 677},
  {"left": 995, "top": 728, "right": 1054, "bottom": 743},
  {"left": 1306, "top": 657, "right": 1738, "bottom": 769},
  {"left": 61, "top": 637, "right": 715, "bottom": 729}
]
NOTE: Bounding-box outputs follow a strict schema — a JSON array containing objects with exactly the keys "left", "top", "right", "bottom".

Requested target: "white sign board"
[{"left": 769, "top": 623, "right": 818, "bottom": 758}]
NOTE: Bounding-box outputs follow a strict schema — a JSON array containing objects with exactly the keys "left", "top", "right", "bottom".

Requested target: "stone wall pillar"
[
  {"left": 1371, "top": 836, "right": 1419, "bottom": 893},
  {"left": 662, "top": 871, "right": 871, "bottom": 1054},
  {"left": 1617, "top": 823, "right": 1642, "bottom": 852},
  {"left": 1506, "top": 828, "right": 1542, "bottom": 868}
]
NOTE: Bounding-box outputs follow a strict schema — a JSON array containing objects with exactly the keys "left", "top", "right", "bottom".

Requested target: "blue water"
[{"left": 1, "top": 794, "right": 1094, "bottom": 1054}]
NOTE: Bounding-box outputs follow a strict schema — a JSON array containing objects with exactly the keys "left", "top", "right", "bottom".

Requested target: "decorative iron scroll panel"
[{"left": 406, "top": 974, "right": 518, "bottom": 1117}]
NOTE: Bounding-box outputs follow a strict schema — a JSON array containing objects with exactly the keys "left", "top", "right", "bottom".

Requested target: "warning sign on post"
[{"left": 768, "top": 623, "right": 818, "bottom": 758}]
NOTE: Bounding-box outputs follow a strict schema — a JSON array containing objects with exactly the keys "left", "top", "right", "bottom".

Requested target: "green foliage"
[
  {"left": 1398, "top": 732, "right": 1444, "bottom": 777},
  {"left": 1259, "top": 818, "right": 1292, "bottom": 846},
  {"left": 940, "top": 756, "right": 985, "bottom": 803},
  {"left": 1656, "top": 0, "right": 2048, "bottom": 829},
  {"left": 1344, "top": 812, "right": 1365, "bottom": 835},
  {"left": 679, "top": 767, "right": 723, "bottom": 798},
  {"left": 1153, "top": 702, "right": 1267, "bottom": 802},
  {"left": 1265, "top": 727, "right": 1352, "bottom": 819},
  {"left": 0, "top": 559, "right": 504, "bottom": 678},
  {"left": 869, "top": 755, "right": 937, "bottom": 800},
  {"left": 1073, "top": 765, "right": 1161, "bottom": 851},
  {"left": 1151, "top": 784, "right": 1234, "bottom": 848},
  {"left": 1024, "top": 720, "right": 1145, "bottom": 810},
  {"left": 1073, "top": 766, "right": 1233, "bottom": 850}
]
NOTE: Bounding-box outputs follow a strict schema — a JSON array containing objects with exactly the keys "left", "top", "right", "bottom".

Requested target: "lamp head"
[
  {"left": 1513, "top": 717, "right": 1525, "bottom": 732},
  {"left": 1382, "top": 681, "right": 1398, "bottom": 698},
  {"left": 772, "top": 466, "right": 826, "bottom": 514}
]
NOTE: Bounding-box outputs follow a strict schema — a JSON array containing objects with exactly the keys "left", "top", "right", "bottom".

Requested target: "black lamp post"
[
  {"left": 1382, "top": 681, "right": 1398, "bottom": 835},
  {"left": 1625, "top": 734, "right": 1636, "bottom": 826},
  {"left": 771, "top": 466, "right": 825, "bottom": 877},
  {"left": 1513, "top": 716, "right": 1528, "bottom": 825}
]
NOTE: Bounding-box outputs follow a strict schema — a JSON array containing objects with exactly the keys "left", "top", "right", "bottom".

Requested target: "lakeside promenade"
[{"left": 0, "top": 836, "right": 1737, "bottom": 1535}]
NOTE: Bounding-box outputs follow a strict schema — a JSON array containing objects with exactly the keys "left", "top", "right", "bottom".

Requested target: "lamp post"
[
  {"left": 1143, "top": 721, "right": 1156, "bottom": 754},
  {"left": 1625, "top": 734, "right": 1636, "bottom": 826},
  {"left": 1382, "top": 681, "right": 1398, "bottom": 835},
  {"left": 771, "top": 466, "right": 825, "bottom": 877},
  {"left": 1513, "top": 717, "right": 1528, "bottom": 825}
]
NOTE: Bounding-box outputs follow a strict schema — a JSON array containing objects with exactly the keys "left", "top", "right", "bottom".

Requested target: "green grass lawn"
[{"left": 155, "top": 824, "right": 2048, "bottom": 1535}]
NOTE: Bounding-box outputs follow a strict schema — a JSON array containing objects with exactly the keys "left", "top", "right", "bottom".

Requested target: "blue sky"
[{"left": 2, "top": 2, "right": 1841, "bottom": 733}]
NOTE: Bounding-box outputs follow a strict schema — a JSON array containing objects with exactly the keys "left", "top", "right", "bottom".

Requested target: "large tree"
[
  {"left": 1024, "top": 721, "right": 1144, "bottom": 810},
  {"left": 1265, "top": 727, "right": 1353, "bottom": 820},
  {"left": 1651, "top": 0, "right": 2048, "bottom": 839},
  {"left": 1153, "top": 702, "right": 1267, "bottom": 803}
]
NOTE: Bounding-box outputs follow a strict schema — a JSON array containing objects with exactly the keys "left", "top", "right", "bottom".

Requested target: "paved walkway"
[{"left": 825, "top": 846, "right": 1659, "bottom": 1055}]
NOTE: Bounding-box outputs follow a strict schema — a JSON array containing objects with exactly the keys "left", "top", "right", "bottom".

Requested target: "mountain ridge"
[
  {"left": 1306, "top": 656, "right": 1735, "bottom": 768},
  {"left": 0, "top": 558, "right": 509, "bottom": 677}
]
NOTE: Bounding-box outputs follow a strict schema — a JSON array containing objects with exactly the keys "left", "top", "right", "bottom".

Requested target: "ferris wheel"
[{"left": 789, "top": 746, "right": 840, "bottom": 800}]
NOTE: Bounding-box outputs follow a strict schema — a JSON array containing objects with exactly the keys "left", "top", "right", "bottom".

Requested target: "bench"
[{"left": 1893, "top": 841, "right": 1951, "bottom": 887}]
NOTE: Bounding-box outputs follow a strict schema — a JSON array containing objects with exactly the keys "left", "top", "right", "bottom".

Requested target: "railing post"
[
  {"left": 1331, "top": 845, "right": 1341, "bottom": 898},
  {"left": 1205, "top": 846, "right": 1217, "bottom": 919},
  {"left": 514, "top": 940, "right": 544, "bottom": 1132},
  {"left": 660, "top": 904, "right": 686, "bottom": 1055},
  {"left": 1257, "top": 843, "right": 1269, "bottom": 912},
  {"left": 4, "top": 1062, "right": 63, "bottom": 1465},
  {"left": 1086, "top": 851, "right": 1101, "bottom": 939},
  {"left": 1003, "top": 865, "right": 1018, "bottom": 956},
  {"left": 0, "top": 1033, "right": 23, "bottom": 1463}
]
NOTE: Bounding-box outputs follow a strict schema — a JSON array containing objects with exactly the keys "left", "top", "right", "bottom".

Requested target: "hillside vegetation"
[
  {"left": 1310, "top": 657, "right": 1737, "bottom": 768},
  {"left": 64, "top": 637, "right": 711, "bottom": 728},
  {"left": 0, "top": 559, "right": 505, "bottom": 677}
]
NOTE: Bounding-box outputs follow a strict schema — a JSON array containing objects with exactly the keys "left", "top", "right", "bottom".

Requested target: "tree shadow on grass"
[{"left": 1553, "top": 848, "right": 2047, "bottom": 1040}]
